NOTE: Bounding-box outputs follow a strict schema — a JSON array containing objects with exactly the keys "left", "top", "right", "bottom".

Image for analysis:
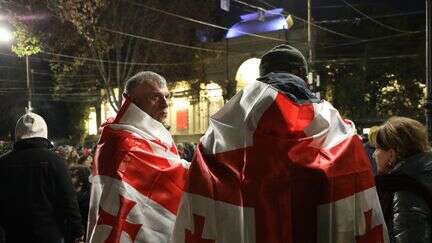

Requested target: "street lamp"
[
  {"left": 0, "top": 26, "right": 12, "bottom": 43},
  {"left": 0, "top": 26, "right": 32, "bottom": 111},
  {"left": 25, "top": 55, "right": 32, "bottom": 111}
]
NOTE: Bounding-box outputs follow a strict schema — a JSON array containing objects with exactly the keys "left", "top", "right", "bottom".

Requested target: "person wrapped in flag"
[
  {"left": 171, "top": 45, "right": 389, "bottom": 243},
  {"left": 87, "top": 71, "right": 189, "bottom": 243}
]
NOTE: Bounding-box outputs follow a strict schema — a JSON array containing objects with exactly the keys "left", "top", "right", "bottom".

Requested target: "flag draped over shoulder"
[
  {"left": 172, "top": 75, "right": 388, "bottom": 243},
  {"left": 87, "top": 98, "right": 188, "bottom": 243}
]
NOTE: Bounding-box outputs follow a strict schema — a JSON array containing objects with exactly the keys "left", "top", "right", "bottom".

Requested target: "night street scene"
[{"left": 0, "top": 0, "right": 431, "bottom": 242}]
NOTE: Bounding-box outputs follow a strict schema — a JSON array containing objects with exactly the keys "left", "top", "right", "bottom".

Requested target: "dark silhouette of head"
[{"left": 259, "top": 44, "right": 308, "bottom": 80}]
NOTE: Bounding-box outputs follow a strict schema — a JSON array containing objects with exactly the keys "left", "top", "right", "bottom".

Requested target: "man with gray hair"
[
  {"left": 87, "top": 71, "right": 189, "bottom": 242},
  {"left": 123, "top": 71, "right": 169, "bottom": 123}
]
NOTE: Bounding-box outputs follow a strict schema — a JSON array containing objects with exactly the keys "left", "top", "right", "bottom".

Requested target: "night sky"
[
  {"left": 222, "top": 0, "right": 425, "bottom": 27},
  {"left": 312, "top": 0, "right": 424, "bottom": 12},
  {"left": 368, "top": 0, "right": 424, "bottom": 11}
]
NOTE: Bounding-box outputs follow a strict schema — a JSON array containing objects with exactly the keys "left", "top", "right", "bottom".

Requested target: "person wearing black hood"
[
  {"left": 0, "top": 111, "right": 84, "bottom": 243},
  {"left": 170, "top": 44, "right": 386, "bottom": 242},
  {"left": 257, "top": 44, "right": 319, "bottom": 105}
]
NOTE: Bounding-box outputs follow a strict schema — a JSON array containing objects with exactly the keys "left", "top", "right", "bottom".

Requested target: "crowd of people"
[
  {"left": 0, "top": 44, "right": 431, "bottom": 243},
  {"left": 175, "top": 142, "right": 196, "bottom": 162},
  {"left": 0, "top": 141, "right": 95, "bottom": 166}
]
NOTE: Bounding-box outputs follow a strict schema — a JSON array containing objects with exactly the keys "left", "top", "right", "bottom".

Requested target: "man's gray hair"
[{"left": 124, "top": 71, "right": 167, "bottom": 95}]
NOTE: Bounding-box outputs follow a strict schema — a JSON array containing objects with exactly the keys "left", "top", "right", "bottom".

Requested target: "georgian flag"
[
  {"left": 171, "top": 80, "right": 388, "bottom": 243},
  {"left": 87, "top": 97, "right": 189, "bottom": 243}
]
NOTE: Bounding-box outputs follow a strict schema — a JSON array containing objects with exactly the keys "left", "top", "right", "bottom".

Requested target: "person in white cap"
[{"left": 0, "top": 111, "right": 84, "bottom": 243}]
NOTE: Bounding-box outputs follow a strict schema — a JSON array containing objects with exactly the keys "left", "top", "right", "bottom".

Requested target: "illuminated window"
[{"left": 172, "top": 97, "right": 189, "bottom": 131}]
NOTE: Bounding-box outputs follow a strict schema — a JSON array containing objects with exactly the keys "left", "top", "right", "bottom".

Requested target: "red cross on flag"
[
  {"left": 171, "top": 80, "right": 389, "bottom": 243},
  {"left": 87, "top": 98, "right": 189, "bottom": 243}
]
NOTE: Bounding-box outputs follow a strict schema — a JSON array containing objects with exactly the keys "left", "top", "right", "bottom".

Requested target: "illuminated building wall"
[
  {"left": 168, "top": 81, "right": 224, "bottom": 141},
  {"left": 87, "top": 88, "right": 119, "bottom": 135},
  {"left": 87, "top": 107, "right": 98, "bottom": 135},
  {"left": 100, "top": 88, "right": 119, "bottom": 124}
]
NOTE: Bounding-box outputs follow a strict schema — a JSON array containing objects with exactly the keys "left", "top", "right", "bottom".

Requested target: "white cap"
[{"left": 15, "top": 112, "right": 48, "bottom": 141}]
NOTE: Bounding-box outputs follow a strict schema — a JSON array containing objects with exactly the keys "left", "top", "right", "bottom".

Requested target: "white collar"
[{"left": 113, "top": 99, "right": 173, "bottom": 146}]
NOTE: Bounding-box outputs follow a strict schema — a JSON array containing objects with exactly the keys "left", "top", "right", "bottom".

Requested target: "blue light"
[
  {"left": 226, "top": 8, "right": 289, "bottom": 39},
  {"left": 240, "top": 8, "right": 284, "bottom": 21}
]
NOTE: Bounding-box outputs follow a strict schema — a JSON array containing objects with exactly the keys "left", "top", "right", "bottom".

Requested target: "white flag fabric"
[{"left": 171, "top": 79, "right": 388, "bottom": 243}]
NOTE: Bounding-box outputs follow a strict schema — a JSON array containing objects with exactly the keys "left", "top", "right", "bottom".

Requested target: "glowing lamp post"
[
  {"left": 0, "top": 26, "right": 12, "bottom": 43},
  {"left": 0, "top": 26, "right": 33, "bottom": 111}
]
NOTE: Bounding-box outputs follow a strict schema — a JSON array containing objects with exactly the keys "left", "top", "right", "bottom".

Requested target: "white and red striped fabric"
[
  {"left": 171, "top": 81, "right": 388, "bottom": 243},
  {"left": 87, "top": 98, "right": 188, "bottom": 243}
]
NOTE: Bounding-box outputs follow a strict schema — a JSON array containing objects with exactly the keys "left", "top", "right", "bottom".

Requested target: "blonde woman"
[{"left": 373, "top": 116, "right": 432, "bottom": 243}]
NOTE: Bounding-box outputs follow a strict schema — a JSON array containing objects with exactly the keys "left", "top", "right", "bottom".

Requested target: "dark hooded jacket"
[
  {"left": 0, "top": 137, "right": 83, "bottom": 243},
  {"left": 376, "top": 152, "right": 432, "bottom": 243},
  {"left": 257, "top": 72, "right": 319, "bottom": 104}
]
